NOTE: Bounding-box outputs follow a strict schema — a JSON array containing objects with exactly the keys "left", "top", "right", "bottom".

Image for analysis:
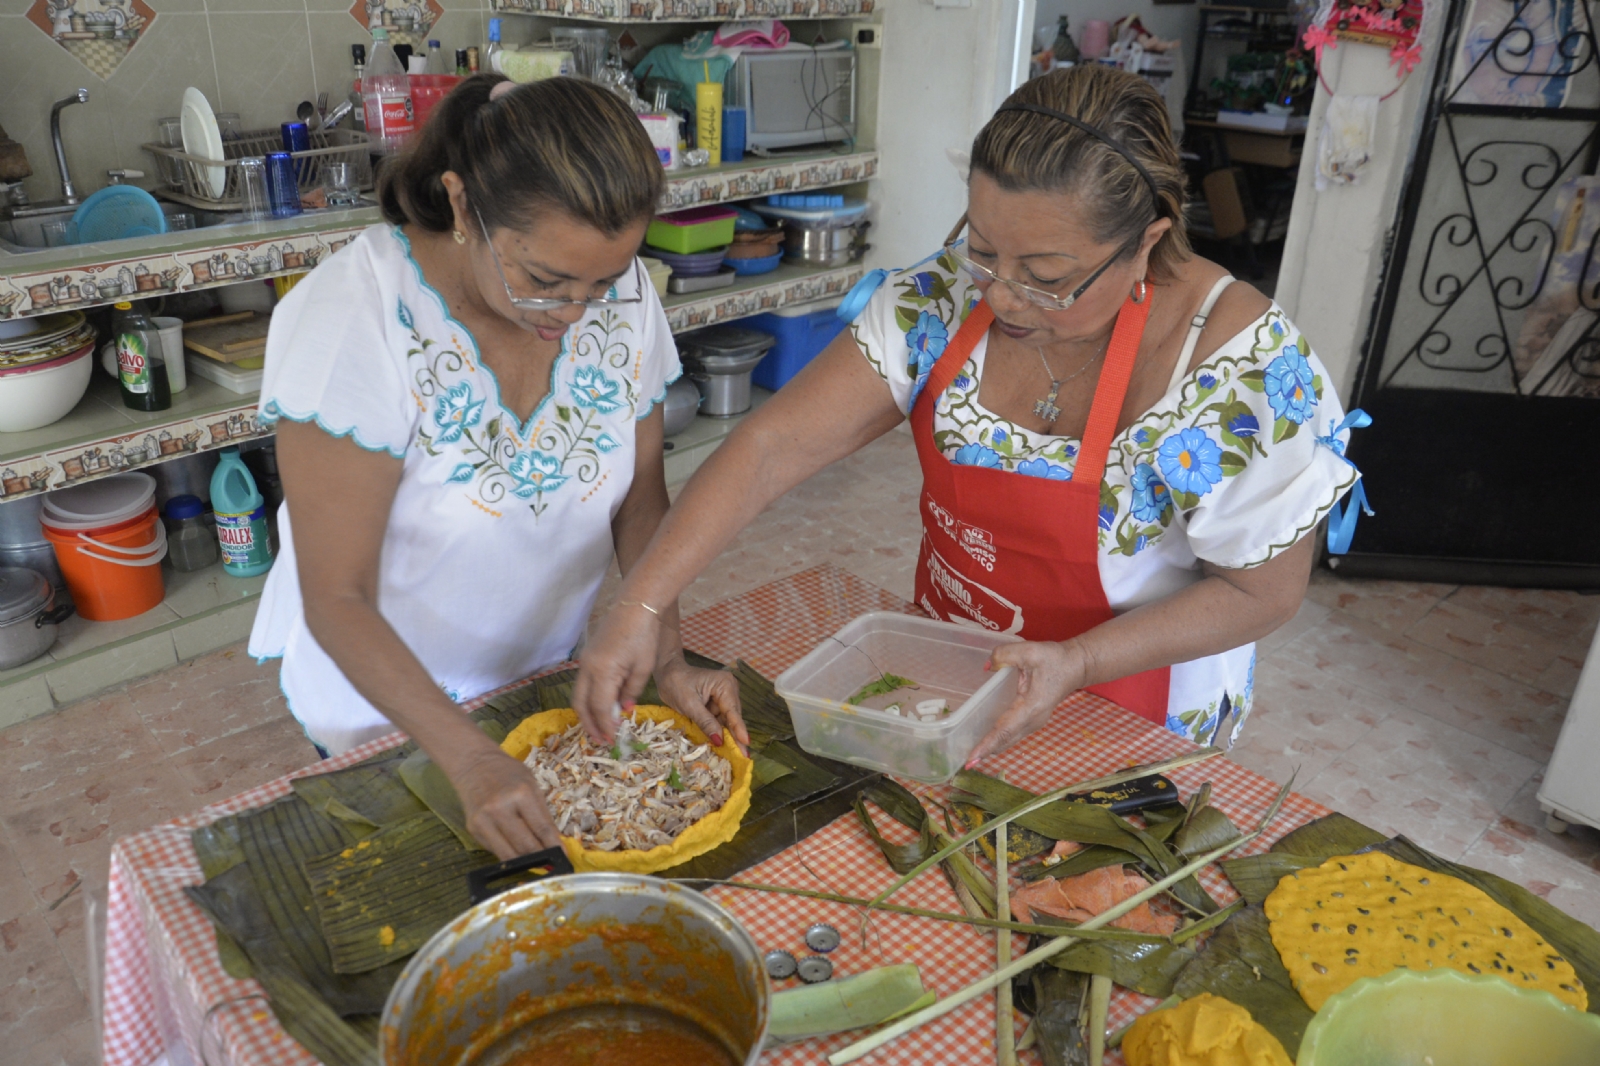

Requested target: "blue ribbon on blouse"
[
  {"left": 1315, "top": 409, "right": 1374, "bottom": 555},
  {"left": 836, "top": 268, "right": 889, "bottom": 324}
]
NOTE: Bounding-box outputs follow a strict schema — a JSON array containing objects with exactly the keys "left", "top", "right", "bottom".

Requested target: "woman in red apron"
[{"left": 574, "top": 66, "right": 1364, "bottom": 764}]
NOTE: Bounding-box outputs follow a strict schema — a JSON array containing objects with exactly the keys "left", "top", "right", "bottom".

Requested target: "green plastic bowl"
[{"left": 1298, "top": 969, "right": 1600, "bottom": 1066}]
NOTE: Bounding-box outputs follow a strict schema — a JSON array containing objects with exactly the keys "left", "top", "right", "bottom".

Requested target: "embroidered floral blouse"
[
  {"left": 248, "top": 225, "right": 680, "bottom": 753},
  {"left": 851, "top": 250, "right": 1360, "bottom": 747}
]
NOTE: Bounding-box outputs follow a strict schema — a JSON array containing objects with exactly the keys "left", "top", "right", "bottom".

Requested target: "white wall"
[
  {"left": 866, "top": 0, "right": 1032, "bottom": 269},
  {"left": 1274, "top": 27, "right": 1442, "bottom": 399},
  {"left": 1031, "top": 0, "right": 1198, "bottom": 58}
]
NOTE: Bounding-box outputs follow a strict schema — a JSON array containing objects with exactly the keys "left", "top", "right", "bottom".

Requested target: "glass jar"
[{"left": 165, "top": 494, "right": 218, "bottom": 573}]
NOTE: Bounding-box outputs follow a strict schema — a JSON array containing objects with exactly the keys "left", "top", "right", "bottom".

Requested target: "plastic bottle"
[
  {"left": 361, "top": 28, "right": 415, "bottom": 155},
  {"left": 112, "top": 301, "right": 171, "bottom": 412},
  {"left": 164, "top": 494, "right": 218, "bottom": 573},
  {"left": 455, "top": 48, "right": 469, "bottom": 76},
  {"left": 210, "top": 447, "right": 274, "bottom": 577},
  {"left": 349, "top": 43, "right": 368, "bottom": 132},
  {"left": 425, "top": 39, "right": 446, "bottom": 75},
  {"left": 485, "top": 18, "right": 503, "bottom": 73}
]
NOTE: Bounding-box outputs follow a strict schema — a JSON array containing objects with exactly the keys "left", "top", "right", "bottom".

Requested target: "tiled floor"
[{"left": 2, "top": 427, "right": 1598, "bottom": 1065}]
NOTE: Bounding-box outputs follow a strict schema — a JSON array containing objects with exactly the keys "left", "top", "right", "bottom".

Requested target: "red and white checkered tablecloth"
[{"left": 101, "top": 565, "right": 1329, "bottom": 1066}]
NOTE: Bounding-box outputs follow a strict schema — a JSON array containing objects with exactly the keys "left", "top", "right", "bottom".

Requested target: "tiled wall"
[{"left": 0, "top": 0, "right": 494, "bottom": 205}]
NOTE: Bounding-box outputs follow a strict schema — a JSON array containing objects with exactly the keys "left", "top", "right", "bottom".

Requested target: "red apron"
[{"left": 910, "top": 297, "right": 1172, "bottom": 725}]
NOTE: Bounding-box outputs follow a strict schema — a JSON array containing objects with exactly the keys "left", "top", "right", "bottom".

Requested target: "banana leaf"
[
  {"left": 192, "top": 816, "right": 247, "bottom": 882},
  {"left": 397, "top": 748, "right": 478, "bottom": 851},
  {"left": 1172, "top": 904, "right": 1314, "bottom": 1056},
  {"left": 254, "top": 963, "right": 379, "bottom": 1066},
  {"left": 1219, "top": 853, "right": 1326, "bottom": 905},
  {"left": 729, "top": 659, "right": 801, "bottom": 749},
  {"left": 751, "top": 752, "right": 796, "bottom": 787},
  {"left": 1183, "top": 782, "right": 1213, "bottom": 825},
  {"left": 290, "top": 755, "right": 428, "bottom": 834},
  {"left": 857, "top": 780, "right": 995, "bottom": 917},
  {"left": 303, "top": 813, "right": 495, "bottom": 975},
  {"left": 1020, "top": 844, "right": 1144, "bottom": 883},
  {"left": 1027, "top": 966, "right": 1091, "bottom": 1066},
  {"left": 951, "top": 801, "right": 1055, "bottom": 865},
  {"left": 1270, "top": 812, "right": 1387, "bottom": 857},
  {"left": 1044, "top": 933, "right": 1198, "bottom": 998},
  {"left": 855, "top": 795, "right": 936, "bottom": 876},
  {"left": 1172, "top": 806, "right": 1242, "bottom": 859}
]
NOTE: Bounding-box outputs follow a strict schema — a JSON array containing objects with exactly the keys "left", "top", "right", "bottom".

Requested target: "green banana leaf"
[
  {"left": 1171, "top": 904, "right": 1315, "bottom": 1057},
  {"left": 254, "top": 963, "right": 379, "bottom": 1066},
  {"left": 1045, "top": 933, "right": 1198, "bottom": 998},
  {"left": 397, "top": 748, "right": 477, "bottom": 851},
  {"left": 1027, "top": 966, "right": 1091, "bottom": 1066},
  {"left": 1019, "top": 844, "right": 1144, "bottom": 883},
  {"left": 1172, "top": 805, "right": 1242, "bottom": 859},
  {"left": 290, "top": 754, "right": 428, "bottom": 833},
  {"left": 1219, "top": 853, "right": 1326, "bottom": 905},
  {"left": 855, "top": 780, "right": 996, "bottom": 916}
]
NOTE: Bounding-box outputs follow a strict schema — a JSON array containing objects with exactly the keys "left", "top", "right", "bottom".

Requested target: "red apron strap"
[
  {"left": 1072, "top": 294, "right": 1150, "bottom": 488},
  {"left": 919, "top": 302, "right": 995, "bottom": 413}
]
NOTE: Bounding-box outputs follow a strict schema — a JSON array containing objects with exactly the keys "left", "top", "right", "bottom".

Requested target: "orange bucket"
[{"left": 43, "top": 504, "right": 167, "bottom": 621}]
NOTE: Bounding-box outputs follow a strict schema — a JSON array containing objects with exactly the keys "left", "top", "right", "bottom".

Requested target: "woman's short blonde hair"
[{"left": 970, "top": 65, "right": 1191, "bottom": 280}]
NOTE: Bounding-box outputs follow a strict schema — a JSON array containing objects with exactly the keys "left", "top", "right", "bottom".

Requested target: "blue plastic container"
[
  {"left": 727, "top": 251, "right": 781, "bottom": 276},
  {"left": 722, "top": 106, "right": 746, "bottom": 163},
  {"left": 747, "top": 300, "right": 845, "bottom": 391}
]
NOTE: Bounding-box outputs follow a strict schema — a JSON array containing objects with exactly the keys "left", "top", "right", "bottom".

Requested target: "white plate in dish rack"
[{"left": 180, "top": 87, "right": 226, "bottom": 199}]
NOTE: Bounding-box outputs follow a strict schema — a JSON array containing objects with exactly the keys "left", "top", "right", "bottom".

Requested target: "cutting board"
[{"left": 183, "top": 310, "right": 269, "bottom": 364}]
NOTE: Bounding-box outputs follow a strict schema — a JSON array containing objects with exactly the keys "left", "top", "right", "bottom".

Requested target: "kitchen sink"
[{"left": 0, "top": 198, "right": 236, "bottom": 249}]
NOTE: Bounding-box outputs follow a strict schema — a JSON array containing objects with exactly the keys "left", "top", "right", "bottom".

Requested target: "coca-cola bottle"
[{"left": 361, "top": 28, "right": 415, "bottom": 154}]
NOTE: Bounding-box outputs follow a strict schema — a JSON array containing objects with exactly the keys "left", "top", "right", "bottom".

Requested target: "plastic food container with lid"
[
  {"left": 41, "top": 473, "right": 168, "bottom": 621},
  {"left": 774, "top": 612, "right": 1022, "bottom": 783},
  {"left": 646, "top": 206, "right": 738, "bottom": 255}
]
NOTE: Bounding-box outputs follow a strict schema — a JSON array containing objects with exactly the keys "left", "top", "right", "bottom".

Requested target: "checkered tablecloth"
[{"left": 101, "top": 565, "right": 1329, "bottom": 1066}]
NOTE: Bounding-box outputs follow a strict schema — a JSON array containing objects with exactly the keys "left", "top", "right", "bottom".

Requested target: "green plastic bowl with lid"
[{"left": 1297, "top": 968, "right": 1600, "bottom": 1066}]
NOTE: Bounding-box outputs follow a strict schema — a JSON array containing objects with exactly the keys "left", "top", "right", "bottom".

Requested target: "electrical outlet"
[{"left": 854, "top": 25, "right": 882, "bottom": 49}]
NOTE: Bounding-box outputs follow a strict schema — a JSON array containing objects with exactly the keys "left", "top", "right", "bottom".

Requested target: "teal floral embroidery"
[
  {"left": 398, "top": 298, "right": 414, "bottom": 331},
  {"left": 1016, "top": 457, "right": 1071, "bottom": 480},
  {"left": 432, "top": 381, "right": 484, "bottom": 444},
  {"left": 508, "top": 450, "right": 568, "bottom": 497},
  {"left": 1261, "top": 348, "right": 1316, "bottom": 425},
  {"left": 570, "top": 365, "right": 624, "bottom": 414},
  {"left": 593, "top": 431, "right": 620, "bottom": 453},
  {"left": 1130, "top": 463, "right": 1171, "bottom": 522}
]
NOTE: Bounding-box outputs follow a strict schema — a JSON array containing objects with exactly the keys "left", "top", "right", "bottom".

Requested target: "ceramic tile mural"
[
  {"left": 490, "top": 0, "right": 873, "bottom": 17},
  {"left": 350, "top": 0, "right": 446, "bottom": 54},
  {"left": 24, "top": 0, "right": 157, "bottom": 80},
  {"left": 662, "top": 263, "right": 861, "bottom": 332}
]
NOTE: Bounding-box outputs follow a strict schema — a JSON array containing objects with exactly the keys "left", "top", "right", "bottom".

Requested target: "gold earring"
[{"left": 452, "top": 230, "right": 466, "bottom": 245}]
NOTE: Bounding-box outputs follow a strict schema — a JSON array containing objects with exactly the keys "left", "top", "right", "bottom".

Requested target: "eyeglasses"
[
  {"left": 475, "top": 207, "right": 644, "bottom": 311},
  {"left": 942, "top": 217, "right": 1133, "bottom": 312}
]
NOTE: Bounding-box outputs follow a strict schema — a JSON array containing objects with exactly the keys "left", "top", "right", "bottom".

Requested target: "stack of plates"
[
  {"left": 644, "top": 245, "right": 728, "bottom": 277},
  {"left": 0, "top": 312, "right": 95, "bottom": 371}
]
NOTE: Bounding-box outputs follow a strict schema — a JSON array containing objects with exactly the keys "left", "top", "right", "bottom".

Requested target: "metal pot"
[
  {"left": 381, "top": 873, "right": 769, "bottom": 1066},
  {"left": 780, "top": 219, "right": 868, "bottom": 267},
  {"left": 662, "top": 378, "right": 702, "bottom": 437},
  {"left": 0, "top": 495, "right": 63, "bottom": 589},
  {"left": 680, "top": 325, "right": 777, "bottom": 419},
  {"left": 0, "top": 566, "right": 73, "bottom": 669}
]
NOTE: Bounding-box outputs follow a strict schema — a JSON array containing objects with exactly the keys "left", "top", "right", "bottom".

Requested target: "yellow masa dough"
[
  {"left": 1122, "top": 994, "right": 1292, "bottom": 1066},
  {"left": 1264, "top": 851, "right": 1587, "bottom": 1011}
]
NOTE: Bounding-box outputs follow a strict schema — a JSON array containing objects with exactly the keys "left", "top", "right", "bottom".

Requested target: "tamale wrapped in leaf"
[
  {"left": 304, "top": 814, "right": 494, "bottom": 974},
  {"left": 1172, "top": 805, "right": 1242, "bottom": 858},
  {"left": 1173, "top": 905, "right": 1314, "bottom": 1056},
  {"left": 952, "top": 801, "right": 1055, "bottom": 865},
  {"left": 254, "top": 962, "right": 379, "bottom": 1066},
  {"left": 1028, "top": 966, "right": 1092, "bottom": 1066}
]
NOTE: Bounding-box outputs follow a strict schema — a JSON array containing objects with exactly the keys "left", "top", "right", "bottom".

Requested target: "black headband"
[{"left": 995, "top": 102, "right": 1164, "bottom": 219}]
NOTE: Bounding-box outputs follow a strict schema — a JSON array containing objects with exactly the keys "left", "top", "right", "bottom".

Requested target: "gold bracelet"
[{"left": 618, "top": 599, "right": 664, "bottom": 620}]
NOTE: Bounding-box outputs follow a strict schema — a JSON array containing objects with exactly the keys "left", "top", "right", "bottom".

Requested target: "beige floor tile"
[
  {"left": 1297, "top": 708, "right": 1540, "bottom": 862},
  {"left": 125, "top": 645, "right": 288, "bottom": 755},
  {"left": 1256, "top": 597, "right": 1332, "bottom": 656},
  {"left": 167, "top": 715, "right": 320, "bottom": 800},
  {"left": 44, "top": 631, "right": 178, "bottom": 706},
  {"left": 170, "top": 598, "right": 261, "bottom": 661},
  {"left": 1225, "top": 657, "right": 1391, "bottom": 787},
  {"left": 1304, "top": 570, "right": 1456, "bottom": 631},
  {"left": 9, "top": 1015, "right": 97, "bottom": 1066},
  {"left": 1404, "top": 654, "right": 1569, "bottom": 764},
  {"left": 1529, "top": 635, "right": 1594, "bottom": 701},
  {"left": 1458, "top": 826, "right": 1600, "bottom": 934},
  {"left": 0, "top": 837, "right": 40, "bottom": 925},
  {"left": 0, "top": 675, "right": 56, "bottom": 730},
  {"left": 0, "top": 694, "right": 166, "bottom": 808},
  {"left": 161, "top": 564, "right": 269, "bottom": 620},
  {"left": 1442, "top": 585, "right": 1600, "bottom": 644},
  {"left": 1405, "top": 598, "right": 1570, "bottom": 687},
  {"left": 0, "top": 910, "right": 89, "bottom": 1052},
  {"left": 1496, "top": 770, "right": 1600, "bottom": 868},
  {"left": 1271, "top": 608, "right": 1442, "bottom": 705}
]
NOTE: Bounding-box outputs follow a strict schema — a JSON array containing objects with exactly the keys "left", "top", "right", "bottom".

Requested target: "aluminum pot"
[
  {"left": 0, "top": 495, "right": 63, "bottom": 589},
  {"left": 0, "top": 566, "right": 73, "bottom": 669},
  {"left": 380, "top": 873, "right": 769, "bottom": 1066},
  {"left": 780, "top": 219, "right": 867, "bottom": 267},
  {"left": 662, "top": 378, "right": 701, "bottom": 437}
]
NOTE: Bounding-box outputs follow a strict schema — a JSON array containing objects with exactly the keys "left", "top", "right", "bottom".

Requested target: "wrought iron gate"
[{"left": 1346, "top": 0, "right": 1600, "bottom": 586}]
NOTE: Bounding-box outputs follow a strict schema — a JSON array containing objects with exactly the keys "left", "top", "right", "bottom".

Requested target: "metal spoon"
[{"left": 296, "top": 100, "right": 317, "bottom": 130}]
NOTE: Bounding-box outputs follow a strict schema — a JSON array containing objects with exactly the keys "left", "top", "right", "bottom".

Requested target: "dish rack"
[{"left": 141, "top": 128, "right": 373, "bottom": 211}]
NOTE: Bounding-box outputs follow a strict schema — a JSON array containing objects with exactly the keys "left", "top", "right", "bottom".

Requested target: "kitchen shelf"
[
  {"left": 0, "top": 373, "right": 264, "bottom": 504},
  {"left": 660, "top": 259, "right": 863, "bottom": 332},
  {"left": 492, "top": 0, "right": 874, "bottom": 21},
  {"left": 658, "top": 148, "right": 875, "bottom": 210}
]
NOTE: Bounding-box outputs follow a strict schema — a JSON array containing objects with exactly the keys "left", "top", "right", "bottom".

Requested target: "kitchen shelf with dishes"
[{"left": 490, "top": 0, "right": 875, "bottom": 21}]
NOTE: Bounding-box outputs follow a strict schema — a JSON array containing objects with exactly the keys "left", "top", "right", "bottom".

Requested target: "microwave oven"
[{"left": 728, "top": 49, "right": 857, "bottom": 151}]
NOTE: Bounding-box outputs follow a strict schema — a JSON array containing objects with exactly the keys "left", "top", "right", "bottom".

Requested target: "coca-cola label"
[
  {"left": 117, "top": 332, "right": 149, "bottom": 394},
  {"left": 365, "top": 93, "right": 414, "bottom": 139}
]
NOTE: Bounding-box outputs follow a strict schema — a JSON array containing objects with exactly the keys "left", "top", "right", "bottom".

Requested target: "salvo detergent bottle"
[{"left": 211, "top": 447, "right": 274, "bottom": 577}]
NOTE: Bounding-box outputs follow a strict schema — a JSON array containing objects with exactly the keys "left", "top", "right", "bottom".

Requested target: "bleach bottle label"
[{"left": 216, "top": 505, "right": 272, "bottom": 572}]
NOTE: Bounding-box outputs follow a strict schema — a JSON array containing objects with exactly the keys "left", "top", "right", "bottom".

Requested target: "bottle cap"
[
  {"left": 165, "top": 494, "right": 204, "bottom": 520},
  {"left": 113, "top": 301, "right": 132, "bottom": 310},
  {"left": 797, "top": 956, "right": 833, "bottom": 984},
  {"left": 488, "top": 16, "right": 501, "bottom": 39},
  {"left": 428, "top": 39, "right": 440, "bottom": 47},
  {"left": 372, "top": 27, "right": 388, "bottom": 40},
  {"left": 352, "top": 42, "right": 366, "bottom": 64},
  {"left": 804, "top": 923, "right": 841, "bottom": 953},
  {"left": 763, "top": 950, "right": 798, "bottom": 980}
]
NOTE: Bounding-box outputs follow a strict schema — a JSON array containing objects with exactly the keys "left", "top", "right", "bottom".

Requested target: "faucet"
[{"left": 50, "top": 88, "right": 89, "bottom": 205}]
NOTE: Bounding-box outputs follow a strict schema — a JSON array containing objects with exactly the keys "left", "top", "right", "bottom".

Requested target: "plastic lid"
[
  {"left": 488, "top": 17, "right": 501, "bottom": 38},
  {"left": 114, "top": 301, "right": 132, "bottom": 309},
  {"left": 372, "top": 27, "right": 388, "bottom": 39},
  {"left": 41, "top": 472, "right": 156, "bottom": 531},
  {"left": 165, "top": 494, "right": 204, "bottom": 520},
  {"left": 429, "top": 39, "right": 440, "bottom": 47},
  {"left": 0, "top": 566, "right": 49, "bottom": 627}
]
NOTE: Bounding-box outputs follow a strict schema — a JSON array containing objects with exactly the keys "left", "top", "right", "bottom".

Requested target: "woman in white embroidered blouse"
[
  {"left": 574, "top": 65, "right": 1363, "bottom": 764},
  {"left": 248, "top": 76, "right": 742, "bottom": 860}
]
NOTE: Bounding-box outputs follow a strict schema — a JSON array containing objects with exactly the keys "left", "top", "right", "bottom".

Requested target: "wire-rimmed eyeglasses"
[
  {"left": 941, "top": 215, "right": 1133, "bottom": 312},
  {"left": 475, "top": 207, "right": 644, "bottom": 312}
]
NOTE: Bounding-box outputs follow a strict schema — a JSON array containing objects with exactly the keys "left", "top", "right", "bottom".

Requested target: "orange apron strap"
[
  {"left": 920, "top": 302, "right": 994, "bottom": 408},
  {"left": 1072, "top": 294, "right": 1150, "bottom": 488}
]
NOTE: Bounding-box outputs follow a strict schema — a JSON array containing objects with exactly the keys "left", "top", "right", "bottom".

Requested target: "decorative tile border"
[
  {"left": 660, "top": 151, "right": 876, "bottom": 211},
  {"left": 24, "top": 0, "right": 156, "bottom": 79},
  {"left": 492, "top": 0, "right": 873, "bottom": 18},
  {"left": 663, "top": 263, "right": 861, "bottom": 332},
  {"left": 349, "top": 0, "right": 444, "bottom": 46},
  {"left": 0, "top": 226, "right": 367, "bottom": 320},
  {"left": 0, "top": 405, "right": 266, "bottom": 503}
]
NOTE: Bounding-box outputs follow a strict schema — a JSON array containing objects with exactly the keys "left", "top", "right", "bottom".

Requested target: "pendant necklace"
[{"left": 1033, "top": 338, "right": 1107, "bottom": 424}]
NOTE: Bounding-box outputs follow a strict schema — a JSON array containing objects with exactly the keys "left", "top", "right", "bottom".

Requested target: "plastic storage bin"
[
  {"left": 774, "top": 612, "right": 1021, "bottom": 783},
  {"left": 646, "top": 206, "right": 737, "bottom": 255},
  {"left": 748, "top": 298, "right": 845, "bottom": 391}
]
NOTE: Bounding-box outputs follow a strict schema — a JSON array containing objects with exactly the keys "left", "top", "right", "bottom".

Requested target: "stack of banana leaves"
[
  {"left": 183, "top": 654, "right": 878, "bottom": 1066},
  {"left": 837, "top": 764, "right": 1600, "bottom": 1066}
]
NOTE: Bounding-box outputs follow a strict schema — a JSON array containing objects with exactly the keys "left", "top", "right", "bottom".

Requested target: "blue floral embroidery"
[
  {"left": 991, "top": 427, "right": 1009, "bottom": 446},
  {"left": 1158, "top": 427, "right": 1224, "bottom": 498},
  {"left": 1134, "top": 428, "right": 1152, "bottom": 445},
  {"left": 907, "top": 312, "right": 948, "bottom": 378},
  {"left": 1016, "top": 457, "right": 1071, "bottom": 480},
  {"left": 1098, "top": 503, "right": 1115, "bottom": 531},
  {"left": 446, "top": 463, "right": 475, "bottom": 483},
  {"left": 432, "top": 381, "right": 484, "bottom": 444},
  {"left": 1197, "top": 372, "right": 1217, "bottom": 390},
  {"left": 593, "top": 431, "right": 620, "bottom": 453},
  {"left": 1134, "top": 533, "right": 1150, "bottom": 553},
  {"left": 1263, "top": 347, "right": 1317, "bottom": 424},
  {"left": 1129, "top": 463, "right": 1172, "bottom": 522},
  {"left": 507, "top": 450, "right": 569, "bottom": 497},
  {"left": 909, "top": 271, "right": 940, "bottom": 297},
  {"left": 571, "top": 365, "right": 624, "bottom": 414},
  {"left": 953, "top": 443, "right": 1002, "bottom": 468},
  {"left": 1226, "top": 410, "right": 1261, "bottom": 439},
  {"left": 953, "top": 373, "right": 972, "bottom": 390}
]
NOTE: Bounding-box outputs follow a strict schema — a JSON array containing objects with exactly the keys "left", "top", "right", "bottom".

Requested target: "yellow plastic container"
[{"left": 1297, "top": 969, "right": 1600, "bottom": 1066}]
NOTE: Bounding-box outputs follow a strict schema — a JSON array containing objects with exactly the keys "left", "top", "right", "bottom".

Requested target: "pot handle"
[
  {"left": 74, "top": 522, "right": 169, "bottom": 567},
  {"left": 467, "top": 845, "right": 574, "bottom": 905},
  {"left": 36, "top": 602, "right": 74, "bottom": 628}
]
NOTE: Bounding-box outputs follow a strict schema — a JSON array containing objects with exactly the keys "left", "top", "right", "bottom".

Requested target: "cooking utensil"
[
  {"left": 296, "top": 99, "right": 316, "bottom": 130},
  {"left": 667, "top": 266, "right": 738, "bottom": 295},
  {"left": 0, "top": 342, "right": 94, "bottom": 433},
  {"left": 0, "top": 496, "right": 63, "bottom": 590},
  {"left": 465, "top": 844, "right": 574, "bottom": 905},
  {"left": 1066, "top": 773, "right": 1180, "bottom": 815},
  {"left": 679, "top": 325, "right": 775, "bottom": 418},
  {"left": 0, "top": 566, "right": 72, "bottom": 670},
  {"left": 381, "top": 873, "right": 770, "bottom": 1065}
]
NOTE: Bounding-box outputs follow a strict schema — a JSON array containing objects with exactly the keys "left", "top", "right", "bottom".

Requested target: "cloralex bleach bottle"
[{"left": 210, "top": 447, "right": 274, "bottom": 577}]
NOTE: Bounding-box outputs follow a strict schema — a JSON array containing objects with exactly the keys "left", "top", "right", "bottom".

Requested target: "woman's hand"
[
  {"left": 451, "top": 746, "right": 564, "bottom": 860},
  {"left": 963, "top": 639, "right": 1090, "bottom": 767},
  {"left": 655, "top": 653, "right": 749, "bottom": 752},
  {"left": 574, "top": 604, "right": 662, "bottom": 745}
]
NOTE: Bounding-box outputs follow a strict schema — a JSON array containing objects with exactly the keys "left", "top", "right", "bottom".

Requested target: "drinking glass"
[
  {"left": 321, "top": 161, "right": 360, "bottom": 207},
  {"left": 237, "top": 157, "right": 270, "bottom": 221},
  {"left": 168, "top": 212, "right": 195, "bottom": 231},
  {"left": 156, "top": 117, "right": 184, "bottom": 188},
  {"left": 215, "top": 112, "right": 243, "bottom": 141},
  {"left": 41, "top": 220, "right": 75, "bottom": 247}
]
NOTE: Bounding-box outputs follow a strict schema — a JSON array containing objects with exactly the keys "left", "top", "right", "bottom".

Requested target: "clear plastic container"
[
  {"left": 774, "top": 612, "right": 1021, "bottom": 783},
  {"left": 163, "top": 494, "right": 217, "bottom": 573}
]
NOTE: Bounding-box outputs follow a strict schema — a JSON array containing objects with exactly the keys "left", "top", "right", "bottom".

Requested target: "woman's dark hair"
[
  {"left": 379, "top": 74, "right": 663, "bottom": 236},
  {"left": 970, "top": 65, "right": 1190, "bottom": 280}
]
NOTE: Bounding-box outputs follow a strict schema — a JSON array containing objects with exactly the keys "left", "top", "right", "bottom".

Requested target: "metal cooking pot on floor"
[
  {"left": 0, "top": 566, "right": 73, "bottom": 669},
  {"left": 381, "top": 873, "right": 769, "bottom": 1066},
  {"left": 662, "top": 378, "right": 701, "bottom": 437}
]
